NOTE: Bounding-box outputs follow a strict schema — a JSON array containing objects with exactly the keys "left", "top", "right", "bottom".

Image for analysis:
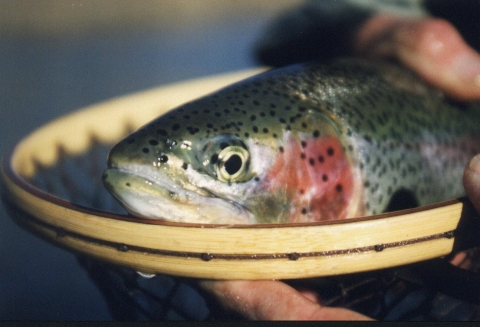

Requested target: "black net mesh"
[{"left": 8, "top": 138, "right": 480, "bottom": 321}]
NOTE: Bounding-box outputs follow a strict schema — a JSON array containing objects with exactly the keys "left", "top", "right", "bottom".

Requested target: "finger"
[
  {"left": 464, "top": 154, "right": 480, "bottom": 214},
  {"left": 199, "top": 280, "right": 372, "bottom": 320},
  {"left": 355, "top": 15, "right": 480, "bottom": 101}
]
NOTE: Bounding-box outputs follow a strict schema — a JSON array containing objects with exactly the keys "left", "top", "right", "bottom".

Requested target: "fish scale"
[{"left": 103, "top": 59, "right": 480, "bottom": 224}]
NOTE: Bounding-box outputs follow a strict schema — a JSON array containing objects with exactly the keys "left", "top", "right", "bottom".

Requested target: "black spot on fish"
[
  {"left": 183, "top": 115, "right": 191, "bottom": 119},
  {"left": 263, "top": 128, "right": 269, "bottom": 133},
  {"left": 172, "top": 123, "right": 180, "bottom": 131},
  {"left": 272, "top": 133, "right": 278, "bottom": 138},
  {"left": 210, "top": 154, "right": 218, "bottom": 164},
  {"left": 254, "top": 177, "right": 260, "bottom": 182},
  {"left": 313, "top": 130, "right": 320, "bottom": 138},
  {"left": 260, "top": 112, "right": 266, "bottom": 117},
  {"left": 207, "top": 123, "right": 213, "bottom": 128},
  {"left": 250, "top": 115, "right": 256, "bottom": 121},
  {"left": 270, "top": 103, "right": 276, "bottom": 108},
  {"left": 215, "top": 112, "right": 221, "bottom": 117},
  {"left": 126, "top": 182, "right": 131, "bottom": 187},
  {"left": 156, "top": 129, "right": 168, "bottom": 136},
  {"left": 182, "top": 162, "right": 188, "bottom": 170},
  {"left": 322, "top": 174, "right": 328, "bottom": 182},
  {"left": 142, "top": 148, "right": 149, "bottom": 154},
  {"left": 160, "top": 155, "right": 168, "bottom": 163},
  {"left": 336, "top": 184, "right": 343, "bottom": 192},
  {"left": 309, "top": 158, "right": 315, "bottom": 166},
  {"left": 301, "top": 141, "right": 307, "bottom": 148},
  {"left": 270, "top": 111, "right": 276, "bottom": 116},
  {"left": 318, "top": 155, "right": 324, "bottom": 163},
  {"left": 253, "top": 126, "right": 258, "bottom": 133},
  {"left": 253, "top": 100, "right": 260, "bottom": 106},
  {"left": 244, "top": 132, "right": 250, "bottom": 137},
  {"left": 300, "top": 153, "right": 306, "bottom": 159},
  {"left": 148, "top": 139, "right": 159, "bottom": 146},
  {"left": 327, "top": 147, "right": 334, "bottom": 156},
  {"left": 189, "top": 128, "right": 199, "bottom": 135},
  {"left": 279, "top": 146, "right": 284, "bottom": 153},
  {"left": 301, "top": 208, "right": 307, "bottom": 215}
]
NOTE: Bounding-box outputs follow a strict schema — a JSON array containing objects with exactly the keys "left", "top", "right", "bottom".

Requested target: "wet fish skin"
[{"left": 103, "top": 59, "right": 480, "bottom": 224}]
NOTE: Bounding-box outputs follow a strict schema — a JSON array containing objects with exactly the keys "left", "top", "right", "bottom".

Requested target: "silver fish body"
[{"left": 103, "top": 59, "right": 480, "bottom": 224}]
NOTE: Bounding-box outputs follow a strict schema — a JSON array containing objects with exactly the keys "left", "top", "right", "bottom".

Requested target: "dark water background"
[{"left": 0, "top": 2, "right": 297, "bottom": 320}]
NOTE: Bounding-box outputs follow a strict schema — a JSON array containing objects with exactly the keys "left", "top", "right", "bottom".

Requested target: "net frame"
[{"left": 0, "top": 68, "right": 469, "bottom": 280}]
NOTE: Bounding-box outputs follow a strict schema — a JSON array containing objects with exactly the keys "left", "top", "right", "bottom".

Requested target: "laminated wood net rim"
[{"left": 0, "top": 68, "right": 467, "bottom": 279}]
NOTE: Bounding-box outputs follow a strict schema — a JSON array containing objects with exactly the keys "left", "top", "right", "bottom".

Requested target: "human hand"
[
  {"left": 199, "top": 280, "right": 372, "bottom": 320},
  {"left": 200, "top": 15, "right": 480, "bottom": 321},
  {"left": 355, "top": 15, "right": 480, "bottom": 101}
]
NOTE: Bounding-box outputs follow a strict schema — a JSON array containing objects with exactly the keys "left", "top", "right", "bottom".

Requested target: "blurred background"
[{"left": 0, "top": 1, "right": 301, "bottom": 320}]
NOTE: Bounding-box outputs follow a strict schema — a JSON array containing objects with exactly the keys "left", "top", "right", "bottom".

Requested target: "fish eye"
[{"left": 216, "top": 146, "right": 250, "bottom": 183}]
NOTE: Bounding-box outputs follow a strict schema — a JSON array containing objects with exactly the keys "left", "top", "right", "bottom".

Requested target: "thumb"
[{"left": 463, "top": 154, "right": 480, "bottom": 214}]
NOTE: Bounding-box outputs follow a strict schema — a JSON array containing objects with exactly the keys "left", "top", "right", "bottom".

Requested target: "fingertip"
[
  {"left": 463, "top": 154, "right": 480, "bottom": 184},
  {"left": 464, "top": 154, "right": 480, "bottom": 213},
  {"left": 451, "top": 53, "right": 480, "bottom": 100}
]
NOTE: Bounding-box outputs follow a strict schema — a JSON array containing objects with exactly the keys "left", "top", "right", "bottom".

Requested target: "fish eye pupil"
[{"left": 224, "top": 154, "right": 242, "bottom": 175}]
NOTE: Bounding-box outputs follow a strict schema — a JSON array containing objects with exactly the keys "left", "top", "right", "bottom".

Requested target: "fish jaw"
[{"left": 102, "top": 164, "right": 256, "bottom": 224}]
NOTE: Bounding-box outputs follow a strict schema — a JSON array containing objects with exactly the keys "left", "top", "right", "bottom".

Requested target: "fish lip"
[
  {"left": 105, "top": 165, "right": 213, "bottom": 198},
  {"left": 103, "top": 166, "right": 254, "bottom": 223}
]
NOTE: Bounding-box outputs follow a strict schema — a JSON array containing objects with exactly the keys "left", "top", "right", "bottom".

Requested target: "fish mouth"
[{"left": 102, "top": 166, "right": 255, "bottom": 224}]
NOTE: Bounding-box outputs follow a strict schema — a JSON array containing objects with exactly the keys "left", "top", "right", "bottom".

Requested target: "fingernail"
[{"left": 453, "top": 53, "right": 480, "bottom": 87}]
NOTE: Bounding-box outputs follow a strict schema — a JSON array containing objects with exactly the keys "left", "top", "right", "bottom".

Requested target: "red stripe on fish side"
[{"left": 265, "top": 135, "right": 355, "bottom": 222}]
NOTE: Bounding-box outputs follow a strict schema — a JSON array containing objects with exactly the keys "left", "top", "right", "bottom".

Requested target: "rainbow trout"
[{"left": 103, "top": 59, "right": 480, "bottom": 224}]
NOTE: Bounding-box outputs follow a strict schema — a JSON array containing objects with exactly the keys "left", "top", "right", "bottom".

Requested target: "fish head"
[{"left": 103, "top": 67, "right": 363, "bottom": 224}]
